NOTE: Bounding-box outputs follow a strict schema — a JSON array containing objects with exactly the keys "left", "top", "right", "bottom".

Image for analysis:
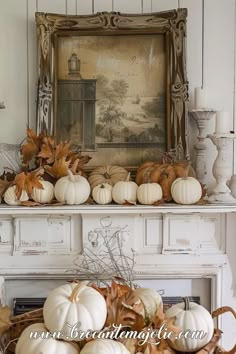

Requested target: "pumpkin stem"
[
  {"left": 125, "top": 172, "right": 131, "bottom": 182},
  {"left": 183, "top": 164, "right": 191, "bottom": 179},
  {"left": 100, "top": 184, "right": 105, "bottom": 189},
  {"left": 183, "top": 297, "right": 190, "bottom": 310},
  {"left": 68, "top": 281, "right": 89, "bottom": 302},
  {"left": 67, "top": 169, "right": 75, "bottom": 182}
]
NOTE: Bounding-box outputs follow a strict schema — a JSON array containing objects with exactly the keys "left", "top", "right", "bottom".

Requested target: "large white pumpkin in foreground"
[
  {"left": 55, "top": 171, "right": 90, "bottom": 205},
  {"left": 15, "top": 323, "right": 79, "bottom": 354},
  {"left": 43, "top": 282, "right": 107, "bottom": 341},
  {"left": 80, "top": 339, "right": 129, "bottom": 354},
  {"left": 171, "top": 177, "right": 202, "bottom": 205},
  {"left": 165, "top": 297, "right": 214, "bottom": 352}
]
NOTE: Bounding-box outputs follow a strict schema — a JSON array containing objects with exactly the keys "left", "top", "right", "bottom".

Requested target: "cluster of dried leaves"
[
  {"left": 92, "top": 281, "right": 179, "bottom": 353},
  {"left": 0, "top": 128, "right": 91, "bottom": 204}
]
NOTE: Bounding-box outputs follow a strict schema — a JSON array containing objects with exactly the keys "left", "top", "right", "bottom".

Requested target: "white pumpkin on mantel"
[
  {"left": 80, "top": 339, "right": 130, "bottom": 354},
  {"left": 137, "top": 182, "right": 163, "bottom": 205},
  {"left": 171, "top": 176, "right": 202, "bottom": 205},
  {"left": 112, "top": 173, "right": 138, "bottom": 204},
  {"left": 55, "top": 171, "right": 90, "bottom": 205},
  {"left": 4, "top": 185, "right": 29, "bottom": 205},
  {"left": 165, "top": 297, "right": 214, "bottom": 352},
  {"left": 43, "top": 282, "right": 107, "bottom": 341},
  {"left": 92, "top": 183, "right": 113, "bottom": 204},
  {"left": 15, "top": 323, "right": 80, "bottom": 354},
  {"left": 31, "top": 179, "right": 54, "bottom": 204}
]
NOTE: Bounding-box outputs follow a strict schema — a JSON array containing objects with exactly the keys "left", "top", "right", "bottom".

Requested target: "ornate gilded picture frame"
[{"left": 35, "top": 9, "right": 188, "bottom": 167}]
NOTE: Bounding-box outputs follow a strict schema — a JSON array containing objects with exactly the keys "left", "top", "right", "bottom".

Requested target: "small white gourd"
[
  {"left": 43, "top": 282, "right": 107, "bottom": 341},
  {"left": 31, "top": 180, "right": 54, "bottom": 204},
  {"left": 137, "top": 182, "right": 163, "bottom": 205},
  {"left": 112, "top": 173, "right": 138, "bottom": 204},
  {"left": 55, "top": 171, "right": 90, "bottom": 205},
  {"left": 92, "top": 183, "right": 113, "bottom": 204},
  {"left": 4, "top": 185, "right": 28, "bottom": 205}
]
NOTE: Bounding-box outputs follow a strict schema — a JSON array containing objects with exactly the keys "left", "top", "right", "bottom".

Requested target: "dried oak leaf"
[
  {"left": 44, "top": 158, "right": 70, "bottom": 179},
  {"left": 106, "top": 288, "right": 145, "bottom": 331},
  {"left": 14, "top": 169, "right": 44, "bottom": 198},
  {"left": 0, "top": 306, "right": 12, "bottom": 335},
  {"left": 37, "top": 136, "right": 55, "bottom": 164},
  {"left": 21, "top": 128, "right": 46, "bottom": 165}
]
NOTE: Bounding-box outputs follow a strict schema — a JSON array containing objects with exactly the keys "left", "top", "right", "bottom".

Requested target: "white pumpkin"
[
  {"left": 55, "top": 171, "right": 90, "bottom": 205},
  {"left": 134, "top": 287, "right": 162, "bottom": 323},
  {"left": 137, "top": 183, "right": 163, "bottom": 205},
  {"left": 15, "top": 323, "right": 79, "bottom": 354},
  {"left": 165, "top": 297, "right": 214, "bottom": 352},
  {"left": 31, "top": 180, "right": 54, "bottom": 204},
  {"left": 171, "top": 176, "right": 202, "bottom": 205},
  {"left": 112, "top": 173, "right": 138, "bottom": 204},
  {"left": 43, "top": 282, "right": 107, "bottom": 341},
  {"left": 92, "top": 183, "right": 113, "bottom": 204},
  {"left": 80, "top": 339, "right": 130, "bottom": 354},
  {"left": 4, "top": 185, "right": 28, "bottom": 205}
]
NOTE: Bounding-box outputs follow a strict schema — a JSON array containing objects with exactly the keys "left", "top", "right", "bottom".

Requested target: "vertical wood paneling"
[
  {"left": 76, "top": 0, "right": 92, "bottom": 15},
  {"left": 0, "top": 0, "right": 28, "bottom": 144},
  {"left": 28, "top": 0, "right": 37, "bottom": 130},
  {"left": 180, "top": 0, "right": 203, "bottom": 164},
  {"left": 113, "top": 0, "right": 142, "bottom": 13},
  {"left": 143, "top": 0, "right": 152, "bottom": 13},
  {"left": 67, "top": 0, "right": 77, "bottom": 14},
  {"left": 204, "top": 0, "right": 235, "bottom": 192},
  {"left": 94, "top": 0, "right": 112, "bottom": 12},
  {"left": 37, "top": 0, "right": 66, "bottom": 13},
  {"left": 151, "top": 0, "right": 178, "bottom": 12}
]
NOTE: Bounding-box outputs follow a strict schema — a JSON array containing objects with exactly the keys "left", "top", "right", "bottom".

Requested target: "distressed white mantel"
[{"left": 0, "top": 204, "right": 235, "bottom": 345}]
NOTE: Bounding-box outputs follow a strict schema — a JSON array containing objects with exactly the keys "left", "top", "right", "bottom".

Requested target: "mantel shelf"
[{"left": 0, "top": 203, "right": 235, "bottom": 215}]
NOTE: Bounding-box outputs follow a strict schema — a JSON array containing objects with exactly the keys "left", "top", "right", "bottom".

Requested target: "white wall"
[
  {"left": 0, "top": 0, "right": 236, "bottom": 183},
  {"left": 0, "top": 0, "right": 236, "bottom": 347}
]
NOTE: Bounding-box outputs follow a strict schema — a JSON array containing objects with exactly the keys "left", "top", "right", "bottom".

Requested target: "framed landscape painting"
[{"left": 36, "top": 10, "right": 188, "bottom": 167}]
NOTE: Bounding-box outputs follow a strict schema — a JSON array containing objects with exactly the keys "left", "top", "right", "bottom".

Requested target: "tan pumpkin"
[{"left": 89, "top": 165, "right": 128, "bottom": 190}]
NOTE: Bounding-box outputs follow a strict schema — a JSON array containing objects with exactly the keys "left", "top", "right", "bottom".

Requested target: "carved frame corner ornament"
[{"left": 35, "top": 9, "right": 189, "bottom": 159}]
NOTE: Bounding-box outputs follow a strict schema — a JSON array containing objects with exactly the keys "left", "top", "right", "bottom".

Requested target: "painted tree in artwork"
[{"left": 96, "top": 75, "right": 128, "bottom": 142}]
